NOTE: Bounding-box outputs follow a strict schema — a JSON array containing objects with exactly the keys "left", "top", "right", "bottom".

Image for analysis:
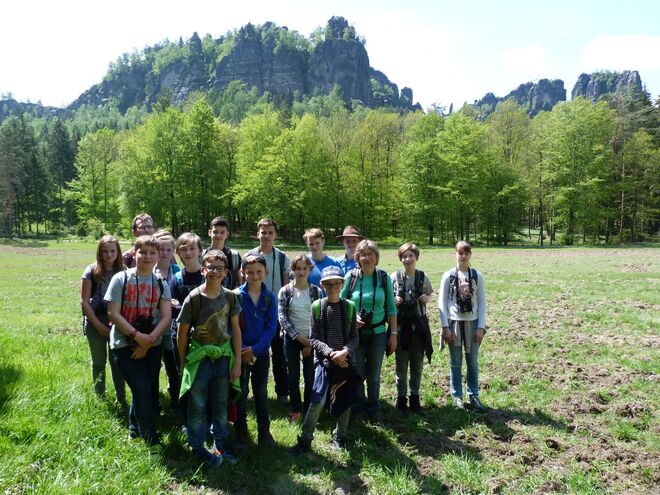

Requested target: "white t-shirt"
[{"left": 288, "top": 287, "right": 312, "bottom": 338}]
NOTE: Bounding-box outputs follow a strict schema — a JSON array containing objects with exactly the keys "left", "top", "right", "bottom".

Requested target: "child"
[
  {"left": 154, "top": 232, "right": 182, "bottom": 411},
  {"left": 80, "top": 235, "right": 126, "bottom": 404},
  {"left": 122, "top": 213, "right": 155, "bottom": 268},
  {"left": 177, "top": 250, "right": 242, "bottom": 466},
  {"left": 391, "top": 243, "right": 434, "bottom": 413},
  {"left": 245, "top": 218, "right": 291, "bottom": 405},
  {"left": 203, "top": 216, "right": 243, "bottom": 290},
  {"left": 335, "top": 226, "right": 364, "bottom": 274},
  {"left": 234, "top": 255, "right": 277, "bottom": 446},
  {"left": 105, "top": 235, "right": 172, "bottom": 460},
  {"left": 278, "top": 255, "right": 322, "bottom": 423},
  {"left": 303, "top": 228, "right": 341, "bottom": 288},
  {"left": 290, "top": 266, "right": 358, "bottom": 454},
  {"left": 439, "top": 241, "right": 487, "bottom": 412}
]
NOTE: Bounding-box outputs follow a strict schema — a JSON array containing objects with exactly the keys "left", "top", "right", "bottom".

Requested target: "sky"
[{"left": 1, "top": 0, "right": 659, "bottom": 110}]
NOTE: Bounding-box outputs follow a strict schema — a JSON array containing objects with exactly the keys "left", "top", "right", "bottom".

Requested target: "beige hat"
[{"left": 336, "top": 225, "right": 364, "bottom": 241}]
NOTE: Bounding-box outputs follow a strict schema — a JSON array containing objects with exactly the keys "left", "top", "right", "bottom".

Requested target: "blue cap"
[{"left": 321, "top": 265, "right": 344, "bottom": 282}]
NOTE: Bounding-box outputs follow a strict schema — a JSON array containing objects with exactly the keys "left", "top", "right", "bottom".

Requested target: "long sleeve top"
[
  {"left": 236, "top": 282, "right": 277, "bottom": 358},
  {"left": 438, "top": 267, "right": 486, "bottom": 328}
]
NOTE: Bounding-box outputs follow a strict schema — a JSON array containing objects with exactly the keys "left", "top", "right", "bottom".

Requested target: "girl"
[
  {"left": 391, "top": 243, "right": 434, "bottom": 413},
  {"left": 105, "top": 235, "right": 172, "bottom": 459},
  {"left": 278, "top": 255, "right": 322, "bottom": 423},
  {"left": 340, "top": 239, "right": 397, "bottom": 422},
  {"left": 154, "top": 232, "right": 182, "bottom": 411},
  {"left": 80, "top": 236, "right": 126, "bottom": 403},
  {"left": 439, "top": 241, "right": 487, "bottom": 412}
]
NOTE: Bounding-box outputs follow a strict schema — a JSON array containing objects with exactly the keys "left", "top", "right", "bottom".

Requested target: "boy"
[
  {"left": 244, "top": 218, "right": 291, "bottom": 405},
  {"left": 439, "top": 241, "right": 487, "bottom": 412},
  {"left": 122, "top": 213, "right": 155, "bottom": 268},
  {"left": 290, "top": 266, "right": 358, "bottom": 454},
  {"left": 303, "top": 228, "right": 341, "bottom": 288},
  {"left": 177, "top": 250, "right": 242, "bottom": 466},
  {"left": 335, "top": 226, "right": 364, "bottom": 274},
  {"left": 234, "top": 255, "right": 278, "bottom": 446},
  {"left": 203, "top": 216, "right": 243, "bottom": 290},
  {"left": 391, "top": 243, "right": 434, "bottom": 413},
  {"left": 105, "top": 235, "right": 172, "bottom": 460}
]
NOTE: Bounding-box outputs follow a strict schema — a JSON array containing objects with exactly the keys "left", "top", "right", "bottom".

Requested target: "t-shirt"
[
  {"left": 340, "top": 270, "right": 397, "bottom": 334},
  {"left": 177, "top": 288, "right": 242, "bottom": 346},
  {"left": 310, "top": 299, "right": 358, "bottom": 365},
  {"left": 104, "top": 269, "right": 172, "bottom": 349},
  {"left": 172, "top": 269, "right": 204, "bottom": 306},
  {"left": 288, "top": 287, "right": 312, "bottom": 338},
  {"left": 81, "top": 263, "right": 118, "bottom": 325},
  {"left": 336, "top": 255, "right": 357, "bottom": 274},
  {"left": 307, "top": 254, "right": 342, "bottom": 289},
  {"left": 390, "top": 270, "right": 434, "bottom": 318}
]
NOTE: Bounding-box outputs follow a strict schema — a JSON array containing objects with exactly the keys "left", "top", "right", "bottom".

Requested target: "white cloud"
[
  {"left": 581, "top": 34, "right": 660, "bottom": 71},
  {"left": 500, "top": 43, "right": 548, "bottom": 82}
]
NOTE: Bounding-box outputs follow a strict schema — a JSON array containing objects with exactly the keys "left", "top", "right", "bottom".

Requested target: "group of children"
[{"left": 80, "top": 213, "right": 487, "bottom": 465}]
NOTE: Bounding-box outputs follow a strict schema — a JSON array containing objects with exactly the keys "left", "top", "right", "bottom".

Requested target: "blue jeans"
[
  {"left": 84, "top": 320, "right": 125, "bottom": 401},
  {"left": 187, "top": 356, "right": 230, "bottom": 451},
  {"left": 448, "top": 320, "right": 480, "bottom": 399},
  {"left": 354, "top": 331, "right": 387, "bottom": 415},
  {"left": 111, "top": 344, "right": 162, "bottom": 445},
  {"left": 284, "top": 335, "right": 314, "bottom": 413},
  {"left": 236, "top": 353, "right": 270, "bottom": 428},
  {"left": 300, "top": 368, "right": 350, "bottom": 442}
]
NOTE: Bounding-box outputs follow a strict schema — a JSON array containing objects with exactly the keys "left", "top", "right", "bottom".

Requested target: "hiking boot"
[
  {"left": 234, "top": 425, "right": 250, "bottom": 446},
  {"left": 409, "top": 395, "right": 422, "bottom": 413},
  {"left": 395, "top": 396, "right": 407, "bottom": 413},
  {"left": 288, "top": 435, "right": 311, "bottom": 456},
  {"left": 469, "top": 396, "right": 486, "bottom": 412},
  {"left": 193, "top": 447, "right": 222, "bottom": 467},
  {"left": 258, "top": 426, "right": 276, "bottom": 447},
  {"left": 332, "top": 434, "right": 347, "bottom": 451},
  {"left": 454, "top": 397, "right": 465, "bottom": 410}
]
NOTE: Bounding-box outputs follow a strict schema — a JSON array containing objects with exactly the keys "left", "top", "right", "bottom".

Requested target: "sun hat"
[{"left": 336, "top": 225, "right": 364, "bottom": 241}]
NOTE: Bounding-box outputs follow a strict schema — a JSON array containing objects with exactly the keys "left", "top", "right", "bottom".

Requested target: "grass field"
[{"left": 0, "top": 240, "right": 658, "bottom": 494}]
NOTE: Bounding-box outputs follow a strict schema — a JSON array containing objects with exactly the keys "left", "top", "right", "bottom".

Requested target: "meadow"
[{"left": 0, "top": 240, "right": 657, "bottom": 494}]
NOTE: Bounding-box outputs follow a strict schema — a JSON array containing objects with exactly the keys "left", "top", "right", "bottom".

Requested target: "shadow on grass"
[{"left": 0, "top": 364, "right": 22, "bottom": 415}]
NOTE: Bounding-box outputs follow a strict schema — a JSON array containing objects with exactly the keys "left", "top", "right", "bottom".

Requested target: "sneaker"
[
  {"left": 332, "top": 435, "right": 347, "bottom": 450},
  {"left": 213, "top": 447, "right": 238, "bottom": 465},
  {"left": 234, "top": 425, "right": 250, "bottom": 446},
  {"left": 288, "top": 436, "right": 311, "bottom": 456},
  {"left": 289, "top": 412, "right": 301, "bottom": 423},
  {"left": 469, "top": 396, "right": 486, "bottom": 412},
  {"left": 454, "top": 397, "right": 465, "bottom": 410},
  {"left": 395, "top": 396, "right": 407, "bottom": 413},
  {"left": 193, "top": 447, "right": 222, "bottom": 467},
  {"left": 409, "top": 395, "right": 422, "bottom": 413},
  {"left": 148, "top": 443, "right": 163, "bottom": 462},
  {"left": 258, "top": 426, "right": 276, "bottom": 447}
]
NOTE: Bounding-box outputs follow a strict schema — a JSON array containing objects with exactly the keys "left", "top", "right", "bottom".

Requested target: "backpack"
[
  {"left": 448, "top": 267, "right": 478, "bottom": 300},
  {"left": 395, "top": 269, "right": 426, "bottom": 314},
  {"left": 282, "top": 282, "right": 322, "bottom": 313}
]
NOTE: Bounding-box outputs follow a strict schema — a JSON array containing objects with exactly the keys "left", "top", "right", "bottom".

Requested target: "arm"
[
  {"left": 177, "top": 323, "right": 190, "bottom": 375},
  {"left": 277, "top": 286, "right": 300, "bottom": 340},
  {"left": 107, "top": 300, "right": 154, "bottom": 351},
  {"left": 418, "top": 274, "right": 434, "bottom": 305},
  {"left": 391, "top": 272, "right": 403, "bottom": 306},
  {"left": 439, "top": 272, "right": 453, "bottom": 343},
  {"left": 384, "top": 275, "right": 398, "bottom": 354},
  {"left": 80, "top": 278, "right": 109, "bottom": 338},
  {"left": 230, "top": 315, "right": 242, "bottom": 381},
  {"left": 251, "top": 293, "right": 278, "bottom": 357},
  {"left": 475, "top": 272, "right": 486, "bottom": 344}
]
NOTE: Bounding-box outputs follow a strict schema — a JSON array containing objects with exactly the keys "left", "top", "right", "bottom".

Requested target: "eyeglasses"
[
  {"left": 323, "top": 281, "right": 343, "bottom": 288},
  {"left": 204, "top": 265, "right": 226, "bottom": 272},
  {"left": 136, "top": 224, "right": 154, "bottom": 232}
]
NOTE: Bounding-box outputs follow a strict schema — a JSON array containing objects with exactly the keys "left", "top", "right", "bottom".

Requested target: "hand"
[
  {"left": 302, "top": 345, "right": 312, "bottom": 358},
  {"left": 475, "top": 328, "right": 485, "bottom": 344},
  {"left": 96, "top": 325, "right": 110, "bottom": 339},
  {"left": 388, "top": 333, "right": 397, "bottom": 354},
  {"left": 330, "top": 349, "right": 348, "bottom": 368},
  {"left": 133, "top": 332, "right": 155, "bottom": 348},
  {"left": 442, "top": 327, "right": 453, "bottom": 344},
  {"left": 241, "top": 347, "right": 254, "bottom": 363},
  {"left": 418, "top": 294, "right": 432, "bottom": 304},
  {"left": 171, "top": 298, "right": 180, "bottom": 307},
  {"left": 131, "top": 345, "right": 148, "bottom": 359},
  {"left": 356, "top": 315, "right": 365, "bottom": 329},
  {"left": 394, "top": 295, "right": 403, "bottom": 306},
  {"left": 230, "top": 362, "right": 242, "bottom": 382}
]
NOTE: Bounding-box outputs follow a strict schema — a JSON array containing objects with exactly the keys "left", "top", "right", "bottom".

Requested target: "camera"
[
  {"left": 133, "top": 315, "right": 155, "bottom": 334},
  {"left": 400, "top": 299, "right": 418, "bottom": 318},
  {"left": 358, "top": 308, "right": 373, "bottom": 328},
  {"left": 457, "top": 294, "right": 473, "bottom": 314}
]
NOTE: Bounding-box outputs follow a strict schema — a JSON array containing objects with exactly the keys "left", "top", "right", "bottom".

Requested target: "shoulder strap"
[
  {"left": 395, "top": 269, "right": 405, "bottom": 297},
  {"left": 278, "top": 250, "right": 287, "bottom": 287},
  {"left": 377, "top": 268, "right": 391, "bottom": 310},
  {"left": 415, "top": 269, "right": 425, "bottom": 297},
  {"left": 310, "top": 284, "right": 321, "bottom": 301},
  {"left": 120, "top": 270, "right": 129, "bottom": 316},
  {"left": 189, "top": 287, "right": 202, "bottom": 325},
  {"left": 347, "top": 269, "right": 359, "bottom": 293},
  {"left": 312, "top": 299, "right": 322, "bottom": 322}
]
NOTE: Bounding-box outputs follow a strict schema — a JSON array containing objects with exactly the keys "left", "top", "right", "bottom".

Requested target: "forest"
[{"left": 0, "top": 81, "right": 658, "bottom": 245}]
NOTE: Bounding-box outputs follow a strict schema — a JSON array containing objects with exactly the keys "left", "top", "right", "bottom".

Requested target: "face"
[
  {"left": 158, "top": 243, "right": 174, "bottom": 262},
  {"left": 100, "top": 242, "right": 118, "bottom": 267},
  {"left": 243, "top": 262, "right": 267, "bottom": 284},
  {"left": 357, "top": 248, "right": 377, "bottom": 269},
  {"left": 400, "top": 250, "right": 417, "bottom": 269},
  {"left": 202, "top": 261, "right": 226, "bottom": 283},
  {"left": 455, "top": 249, "right": 472, "bottom": 265},
  {"left": 257, "top": 226, "right": 277, "bottom": 246},
  {"left": 133, "top": 219, "right": 155, "bottom": 237},
  {"left": 321, "top": 279, "right": 344, "bottom": 294},
  {"left": 293, "top": 262, "right": 311, "bottom": 280},
  {"left": 177, "top": 244, "right": 201, "bottom": 262},
  {"left": 343, "top": 237, "right": 359, "bottom": 254},
  {"left": 306, "top": 237, "right": 325, "bottom": 255},
  {"left": 135, "top": 245, "right": 158, "bottom": 271},
  {"left": 209, "top": 225, "right": 229, "bottom": 244}
]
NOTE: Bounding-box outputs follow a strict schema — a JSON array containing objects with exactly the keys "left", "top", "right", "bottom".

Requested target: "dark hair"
[
  {"left": 290, "top": 254, "right": 313, "bottom": 273},
  {"left": 131, "top": 213, "right": 153, "bottom": 231},
  {"left": 210, "top": 217, "right": 229, "bottom": 229},
  {"left": 257, "top": 218, "right": 278, "bottom": 233},
  {"left": 175, "top": 232, "right": 203, "bottom": 252},
  {"left": 202, "top": 249, "right": 228, "bottom": 266},
  {"left": 134, "top": 235, "right": 160, "bottom": 251}
]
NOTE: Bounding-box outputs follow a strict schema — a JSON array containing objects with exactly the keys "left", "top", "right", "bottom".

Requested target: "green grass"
[{"left": 0, "top": 241, "right": 658, "bottom": 494}]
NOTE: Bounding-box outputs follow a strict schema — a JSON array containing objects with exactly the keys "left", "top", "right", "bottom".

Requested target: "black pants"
[{"left": 271, "top": 327, "right": 289, "bottom": 398}]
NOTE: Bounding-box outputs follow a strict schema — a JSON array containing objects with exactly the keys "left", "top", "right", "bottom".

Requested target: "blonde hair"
[
  {"left": 455, "top": 240, "right": 472, "bottom": 254},
  {"left": 303, "top": 228, "right": 324, "bottom": 242},
  {"left": 93, "top": 235, "right": 123, "bottom": 281},
  {"left": 397, "top": 242, "right": 420, "bottom": 261},
  {"left": 354, "top": 239, "right": 380, "bottom": 266}
]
